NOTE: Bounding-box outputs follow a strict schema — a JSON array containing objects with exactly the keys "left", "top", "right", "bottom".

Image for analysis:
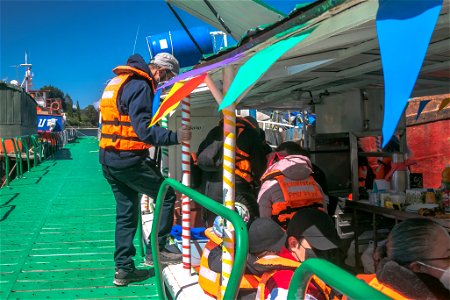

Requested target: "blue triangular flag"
[
  {"left": 415, "top": 99, "right": 431, "bottom": 121},
  {"left": 377, "top": 0, "right": 443, "bottom": 147},
  {"left": 152, "top": 88, "right": 162, "bottom": 116}
]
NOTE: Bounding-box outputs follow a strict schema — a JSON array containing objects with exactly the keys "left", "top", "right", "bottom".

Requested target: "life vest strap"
[
  {"left": 102, "top": 118, "right": 131, "bottom": 126},
  {"left": 101, "top": 133, "right": 141, "bottom": 142}
]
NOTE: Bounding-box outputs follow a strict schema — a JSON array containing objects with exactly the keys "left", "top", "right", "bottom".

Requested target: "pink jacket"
[{"left": 257, "top": 155, "right": 326, "bottom": 218}]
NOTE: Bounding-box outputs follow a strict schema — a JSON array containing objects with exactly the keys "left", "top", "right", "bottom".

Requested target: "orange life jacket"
[
  {"left": 234, "top": 118, "right": 258, "bottom": 184},
  {"left": 261, "top": 171, "right": 324, "bottom": 226},
  {"left": 99, "top": 66, "right": 155, "bottom": 151},
  {"left": 357, "top": 274, "right": 409, "bottom": 300},
  {"left": 358, "top": 166, "right": 369, "bottom": 187},
  {"left": 256, "top": 256, "right": 339, "bottom": 300},
  {"left": 374, "top": 157, "right": 392, "bottom": 180},
  {"left": 198, "top": 239, "right": 261, "bottom": 299}
]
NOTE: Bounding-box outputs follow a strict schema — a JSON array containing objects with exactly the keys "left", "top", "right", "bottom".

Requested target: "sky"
[{"left": 1, "top": 0, "right": 302, "bottom": 109}]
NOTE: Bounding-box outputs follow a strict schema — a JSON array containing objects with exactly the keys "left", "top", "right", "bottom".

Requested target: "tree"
[
  {"left": 64, "top": 94, "right": 74, "bottom": 117},
  {"left": 41, "top": 85, "right": 64, "bottom": 99},
  {"left": 82, "top": 105, "right": 99, "bottom": 126},
  {"left": 76, "top": 101, "right": 81, "bottom": 123}
]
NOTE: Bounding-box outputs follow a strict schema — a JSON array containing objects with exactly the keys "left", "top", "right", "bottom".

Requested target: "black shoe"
[
  {"left": 144, "top": 248, "right": 182, "bottom": 266},
  {"left": 113, "top": 268, "right": 152, "bottom": 286}
]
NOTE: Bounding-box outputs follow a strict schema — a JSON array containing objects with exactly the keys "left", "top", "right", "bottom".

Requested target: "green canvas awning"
[{"left": 166, "top": 0, "right": 286, "bottom": 40}]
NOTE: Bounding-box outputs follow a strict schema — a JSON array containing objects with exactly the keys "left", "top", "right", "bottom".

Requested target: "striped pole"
[
  {"left": 221, "top": 66, "right": 236, "bottom": 298},
  {"left": 161, "top": 116, "right": 169, "bottom": 177},
  {"left": 181, "top": 97, "right": 191, "bottom": 272}
]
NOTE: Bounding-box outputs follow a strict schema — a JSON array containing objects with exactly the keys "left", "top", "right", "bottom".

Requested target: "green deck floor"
[{"left": 0, "top": 137, "right": 159, "bottom": 299}]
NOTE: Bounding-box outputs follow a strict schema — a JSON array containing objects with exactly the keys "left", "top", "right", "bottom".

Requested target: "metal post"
[
  {"left": 181, "top": 97, "right": 192, "bottom": 273},
  {"left": 161, "top": 117, "right": 170, "bottom": 177},
  {"left": 221, "top": 66, "right": 236, "bottom": 298}
]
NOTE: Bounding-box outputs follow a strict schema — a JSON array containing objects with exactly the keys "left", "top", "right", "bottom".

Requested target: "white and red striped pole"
[
  {"left": 181, "top": 97, "right": 191, "bottom": 273},
  {"left": 220, "top": 66, "right": 236, "bottom": 298}
]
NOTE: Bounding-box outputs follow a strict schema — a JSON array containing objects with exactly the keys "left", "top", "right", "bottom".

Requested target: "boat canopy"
[
  {"left": 173, "top": 0, "right": 448, "bottom": 108},
  {"left": 159, "top": 0, "right": 449, "bottom": 144},
  {"left": 166, "top": 0, "right": 287, "bottom": 41}
]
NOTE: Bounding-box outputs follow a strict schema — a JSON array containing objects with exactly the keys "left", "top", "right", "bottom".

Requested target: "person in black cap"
[
  {"left": 255, "top": 208, "right": 342, "bottom": 300},
  {"left": 198, "top": 217, "right": 285, "bottom": 299},
  {"left": 286, "top": 207, "right": 341, "bottom": 263}
]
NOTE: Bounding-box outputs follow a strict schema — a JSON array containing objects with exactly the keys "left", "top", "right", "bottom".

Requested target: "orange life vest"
[
  {"left": 234, "top": 118, "right": 258, "bottom": 184},
  {"left": 198, "top": 239, "right": 261, "bottom": 299},
  {"left": 358, "top": 166, "right": 369, "bottom": 187},
  {"left": 256, "top": 256, "right": 338, "bottom": 300},
  {"left": 374, "top": 157, "right": 392, "bottom": 179},
  {"left": 357, "top": 274, "right": 409, "bottom": 300},
  {"left": 261, "top": 171, "right": 324, "bottom": 226},
  {"left": 99, "top": 66, "right": 155, "bottom": 151}
]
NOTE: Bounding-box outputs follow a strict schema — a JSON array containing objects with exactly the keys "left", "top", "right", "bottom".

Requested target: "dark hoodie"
[
  {"left": 196, "top": 118, "right": 270, "bottom": 201},
  {"left": 99, "top": 54, "right": 178, "bottom": 168}
]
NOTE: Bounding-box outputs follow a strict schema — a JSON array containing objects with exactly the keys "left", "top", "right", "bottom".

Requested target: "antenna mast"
[{"left": 20, "top": 51, "right": 33, "bottom": 92}]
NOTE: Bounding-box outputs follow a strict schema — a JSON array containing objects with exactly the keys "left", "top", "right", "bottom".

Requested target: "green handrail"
[
  {"left": 287, "top": 258, "right": 390, "bottom": 300},
  {"left": 30, "top": 135, "right": 41, "bottom": 166},
  {"left": 1, "top": 138, "right": 10, "bottom": 186},
  {"left": 151, "top": 178, "right": 248, "bottom": 300},
  {"left": 19, "top": 136, "right": 31, "bottom": 172},
  {"left": 12, "top": 138, "right": 22, "bottom": 178}
]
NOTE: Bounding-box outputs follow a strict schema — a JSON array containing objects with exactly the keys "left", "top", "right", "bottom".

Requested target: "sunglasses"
[{"left": 159, "top": 69, "right": 175, "bottom": 82}]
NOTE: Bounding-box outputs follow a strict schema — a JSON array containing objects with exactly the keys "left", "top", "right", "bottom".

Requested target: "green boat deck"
[{"left": 0, "top": 137, "right": 159, "bottom": 299}]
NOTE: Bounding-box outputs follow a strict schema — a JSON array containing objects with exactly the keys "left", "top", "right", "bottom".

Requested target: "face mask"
[
  {"left": 295, "top": 244, "right": 316, "bottom": 262},
  {"left": 305, "top": 248, "right": 317, "bottom": 260},
  {"left": 441, "top": 267, "right": 450, "bottom": 290},
  {"left": 417, "top": 261, "right": 450, "bottom": 289}
]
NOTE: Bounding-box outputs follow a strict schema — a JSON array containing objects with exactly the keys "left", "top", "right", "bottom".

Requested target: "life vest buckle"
[
  {"left": 111, "top": 134, "right": 117, "bottom": 142},
  {"left": 114, "top": 118, "right": 119, "bottom": 126}
]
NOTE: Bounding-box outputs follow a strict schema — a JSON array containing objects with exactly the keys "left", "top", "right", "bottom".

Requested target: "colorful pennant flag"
[
  {"left": 149, "top": 73, "right": 207, "bottom": 127},
  {"left": 218, "top": 31, "right": 312, "bottom": 111},
  {"left": 415, "top": 99, "right": 431, "bottom": 121},
  {"left": 438, "top": 98, "right": 450, "bottom": 112},
  {"left": 158, "top": 54, "right": 245, "bottom": 91},
  {"left": 376, "top": 0, "right": 443, "bottom": 147}
]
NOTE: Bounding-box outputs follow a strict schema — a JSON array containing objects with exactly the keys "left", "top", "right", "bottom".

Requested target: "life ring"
[{"left": 50, "top": 101, "right": 60, "bottom": 111}]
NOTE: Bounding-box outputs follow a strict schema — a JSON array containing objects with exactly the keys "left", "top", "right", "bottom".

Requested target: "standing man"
[{"left": 99, "top": 53, "right": 191, "bottom": 286}]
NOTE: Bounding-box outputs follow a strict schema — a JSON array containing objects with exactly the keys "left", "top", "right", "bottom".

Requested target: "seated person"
[
  {"left": 198, "top": 217, "right": 285, "bottom": 299},
  {"left": 255, "top": 208, "right": 342, "bottom": 300},
  {"left": 197, "top": 116, "right": 270, "bottom": 226},
  {"left": 258, "top": 141, "right": 327, "bottom": 228},
  {"left": 357, "top": 218, "right": 450, "bottom": 299}
]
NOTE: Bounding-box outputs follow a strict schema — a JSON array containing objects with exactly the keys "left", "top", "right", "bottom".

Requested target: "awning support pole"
[
  {"left": 220, "top": 65, "right": 236, "bottom": 299},
  {"left": 181, "top": 97, "right": 192, "bottom": 274}
]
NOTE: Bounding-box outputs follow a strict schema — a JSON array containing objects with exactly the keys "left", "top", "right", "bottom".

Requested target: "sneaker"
[
  {"left": 144, "top": 248, "right": 182, "bottom": 266},
  {"left": 113, "top": 268, "right": 152, "bottom": 286}
]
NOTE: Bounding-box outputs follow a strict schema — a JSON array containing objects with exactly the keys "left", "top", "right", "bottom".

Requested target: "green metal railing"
[
  {"left": 1, "top": 132, "right": 68, "bottom": 187},
  {"left": 287, "top": 258, "right": 390, "bottom": 300},
  {"left": 150, "top": 178, "right": 248, "bottom": 300}
]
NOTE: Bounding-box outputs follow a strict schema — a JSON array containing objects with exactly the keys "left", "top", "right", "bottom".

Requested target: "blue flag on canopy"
[
  {"left": 415, "top": 99, "right": 431, "bottom": 121},
  {"left": 376, "top": 0, "right": 443, "bottom": 147}
]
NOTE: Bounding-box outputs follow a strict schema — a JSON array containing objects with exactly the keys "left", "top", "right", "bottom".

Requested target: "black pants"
[{"left": 102, "top": 159, "right": 176, "bottom": 271}]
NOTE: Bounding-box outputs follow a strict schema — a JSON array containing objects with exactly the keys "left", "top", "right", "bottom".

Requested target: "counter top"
[{"left": 346, "top": 200, "right": 450, "bottom": 231}]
